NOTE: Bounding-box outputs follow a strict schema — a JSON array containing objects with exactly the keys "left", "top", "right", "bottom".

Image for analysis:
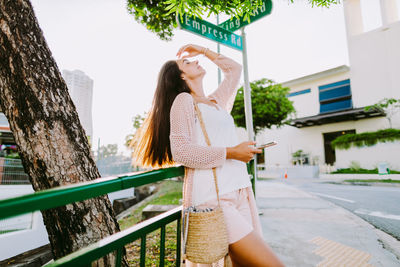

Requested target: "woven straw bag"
[{"left": 182, "top": 102, "right": 229, "bottom": 264}]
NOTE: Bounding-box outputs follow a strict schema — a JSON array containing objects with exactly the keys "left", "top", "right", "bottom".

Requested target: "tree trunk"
[{"left": 0, "top": 1, "right": 127, "bottom": 266}]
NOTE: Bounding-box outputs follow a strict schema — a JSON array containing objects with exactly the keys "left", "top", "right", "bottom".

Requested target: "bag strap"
[{"left": 193, "top": 102, "right": 221, "bottom": 206}]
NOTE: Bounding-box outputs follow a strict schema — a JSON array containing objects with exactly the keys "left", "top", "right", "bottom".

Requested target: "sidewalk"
[{"left": 255, "top": 180, "right": 400, "bottom": 267}]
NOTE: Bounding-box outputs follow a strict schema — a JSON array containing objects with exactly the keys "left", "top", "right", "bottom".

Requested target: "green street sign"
[
  {"left": 177, "top": 14, "right": 243, "bottom": 51},
  {"left": 218, "top": 0, "right": 272, "bottom": 32}
]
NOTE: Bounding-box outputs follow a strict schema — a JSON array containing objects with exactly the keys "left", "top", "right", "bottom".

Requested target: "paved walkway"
[{"left": 256, "top": 180, "right": 400, "bottom": 267}]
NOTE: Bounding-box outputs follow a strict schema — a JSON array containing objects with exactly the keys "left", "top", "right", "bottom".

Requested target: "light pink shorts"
[{"left": 197, "top": 187, "right": 254, "bottom": 244}]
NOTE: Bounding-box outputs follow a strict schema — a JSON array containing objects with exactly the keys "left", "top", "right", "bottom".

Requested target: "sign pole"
[
  {"left": 241, "top": 27, "right": 254, "bottom": 143},
  {"left": 241, "top": 27, "right": 258, "bottom": 199}
]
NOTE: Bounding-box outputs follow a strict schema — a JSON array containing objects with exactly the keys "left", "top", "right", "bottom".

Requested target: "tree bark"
[{"left": 0, "top": 1, "right": 127, "bottom": 266}]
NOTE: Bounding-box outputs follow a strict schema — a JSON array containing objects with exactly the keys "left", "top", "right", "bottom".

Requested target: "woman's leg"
[
  {"left": 229, "top": 254, "right": 245, "bottom": 267},
  {"left": 228, "top": 231, "right": 285, "bottom": 267}
]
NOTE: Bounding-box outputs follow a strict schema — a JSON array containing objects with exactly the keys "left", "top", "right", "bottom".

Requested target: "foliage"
[
  {"left": 291, "top": 149, "right": 311, "bottom": 165},
  {"left": 125, "top": 113, "right": 146, "bottom": 148},
  {"left": 288, "top": 0, "right": 340, "bottom": 7},
  {"left": 365, "top": 98, "right": 400, "bottom": 128},
  {"left": 292, "top": 149, "right": 304, "bottom": 158},
  {"left": 96, "top": 144, "right": 135, "bottom": 176},
  {"left": 118, "top": 180, "right": 182, "bottom": 228},
  {"left": 348, "top": 160, "right": 361, "bottom": 171},
  {"left": 125, "top": 222, "right": 178, "bottom": 266},
  {"left": 97, "top": 144, "right": 118, "bottom": 159},
  {"left": 4, "top": 153, "right": 20, "bottom": 159},
  {"left": 331, "top": 128, "right": 400, "bottom": 150},
  {"left": 231, "top": 79, "right": 295, "bottom": 134},
  {"left": 96, "top": 154, "right": 134, "bottom": 176},
  {"left": 118, "top": 180, "right": 182, "bottom": 266},
  {"left": 127, "top": 0, "right": 340, "bottom": 40}
]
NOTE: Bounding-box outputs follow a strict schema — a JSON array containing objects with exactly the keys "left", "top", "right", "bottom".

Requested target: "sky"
[{"left": 29, "top": 0, "right": 393, "bottom": 156}]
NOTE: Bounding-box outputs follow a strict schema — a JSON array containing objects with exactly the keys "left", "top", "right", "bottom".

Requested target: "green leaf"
[
  {"left": 231, "top": 79, "right": 295, "bottom": 134},
  {"left": 128, "top": 0, "right": 340, "bottom": 41},
  {"left": 331, "top": 128, "right": 400, "bottom": 150},
  {"left": 165, "top": 3, "right": 176, "bottom": 10}
]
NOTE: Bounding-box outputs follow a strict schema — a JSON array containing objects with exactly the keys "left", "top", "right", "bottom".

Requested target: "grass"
[
  {"left": 343, "top": 179, "right": 400, "bottom": 184},
  {"left": 124, "top": 222, "right": 179, "bottom": 266},
  {"left": 117, "top": 179, "right": 182, "bottom": 266},
  {"left": 332, "top": 168, "right": 400, "bottom": 174},
  {"left": 257, "top": 177, "right": 276, "bottom": 181}
]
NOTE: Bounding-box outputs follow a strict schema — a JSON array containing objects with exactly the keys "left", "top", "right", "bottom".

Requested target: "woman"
[{"left": 133, "top": 44, "right": 284, "bottom": 267}]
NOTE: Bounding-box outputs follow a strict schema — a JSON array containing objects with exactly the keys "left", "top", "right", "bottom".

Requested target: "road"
[{"left": 281, "top": 178, "right": 400, "bottom": 241}]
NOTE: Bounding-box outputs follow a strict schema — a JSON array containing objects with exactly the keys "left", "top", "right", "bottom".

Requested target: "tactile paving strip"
[{"left": 309, "top": 236, "right": 374, "bottom": 267}]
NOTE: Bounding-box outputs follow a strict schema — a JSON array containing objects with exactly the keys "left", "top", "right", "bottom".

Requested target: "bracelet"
[{"left": 202, "top": 48, "right": 209, "bottom": 56}]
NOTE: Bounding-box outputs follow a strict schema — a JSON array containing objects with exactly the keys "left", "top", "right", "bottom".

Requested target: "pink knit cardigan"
[
  {"left": 169, "top": 54, "right": 241, "bottom": 207},
  {"left": 169, "top": 54, "right": 263, "bottom": 266}
]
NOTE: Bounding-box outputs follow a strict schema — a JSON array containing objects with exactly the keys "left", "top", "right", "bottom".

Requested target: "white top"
[{"left": 191, "top": 103, "right": 251, "bottom": 206}]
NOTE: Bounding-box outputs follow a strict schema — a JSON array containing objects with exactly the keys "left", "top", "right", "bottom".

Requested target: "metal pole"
[
  {"left": 217, "top": 15, "right": 221, "bottom": 85},
  {"left": 241, "top": 27, "right": 258, "bottom": 199}
]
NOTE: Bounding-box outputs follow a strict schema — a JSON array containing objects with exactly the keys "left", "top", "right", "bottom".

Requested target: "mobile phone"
[{"left": 256, "top": 141, "right": 277, "bottom": 149}]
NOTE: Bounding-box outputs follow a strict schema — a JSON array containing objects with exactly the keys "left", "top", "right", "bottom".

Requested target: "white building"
[
  {"left": 62, "top": 69, "right": 94, "bottom": 141},
  {"left": 258, "top": 0, "right": 400, "bottom": 175}
]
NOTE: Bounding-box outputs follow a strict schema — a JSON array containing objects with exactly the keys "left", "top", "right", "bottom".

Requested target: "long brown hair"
[{"left": 131, "top": 60, "right": 191, "bottom": 168}]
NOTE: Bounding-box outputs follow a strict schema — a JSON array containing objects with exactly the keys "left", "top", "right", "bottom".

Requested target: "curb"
[{"left": 375, "top": 228, "right": 400, "bottom": 261}]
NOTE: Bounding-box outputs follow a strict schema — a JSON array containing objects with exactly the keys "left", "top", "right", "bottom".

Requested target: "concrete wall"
[
  {"left": 348, "top": 21, "right": 400, "bottom": 109},
  {"left": 258, "top": 165, "right": 319, "bottom": 179},
  {"left": 255, "top": 116, "right": 389, "bottom": 167},
  {"left": 335, "top": 140, "right": 400, "bottom": 170}
]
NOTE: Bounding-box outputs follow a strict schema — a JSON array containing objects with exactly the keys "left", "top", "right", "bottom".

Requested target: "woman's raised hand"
[
  {"left": 176, "top": 44, "right": 205, "bottom": 59},
  {"left": 226, "top": 141, "right": 262, "bottom": 163}
]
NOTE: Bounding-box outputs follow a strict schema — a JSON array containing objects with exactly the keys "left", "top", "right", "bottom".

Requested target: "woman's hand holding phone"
[
  {"left": 255, "top": 141, "right": 277, "bottom": 149},
  {"left": 226, "top": 141, "right": 262, "bottom": 163}
]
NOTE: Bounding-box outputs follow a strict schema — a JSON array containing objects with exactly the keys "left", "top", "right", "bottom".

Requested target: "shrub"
[{"left": 331, "top": 128, "right": 400, "bottom": 150}]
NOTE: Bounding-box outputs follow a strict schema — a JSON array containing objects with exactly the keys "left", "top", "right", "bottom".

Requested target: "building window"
[
  {"left": 319, "top": 79, "right": 352, "bottom": 113},
  {"left": 287, "top": 88, "right": 311, "bottom": 97}
]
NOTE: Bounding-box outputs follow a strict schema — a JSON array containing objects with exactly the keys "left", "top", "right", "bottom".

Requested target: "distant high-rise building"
[{"left": 62, "top": 70, "right": 94, "bottom": 141}]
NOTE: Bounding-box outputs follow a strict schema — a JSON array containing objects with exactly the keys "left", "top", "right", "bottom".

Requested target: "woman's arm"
[
  {"left": 177, "top": 44, "right": 242, "bottom": 113},
  {"left": 170, "top": 93, "right": 261, "bottom": 168},
  {"left": 207, "top": 53, "right": 242, "bottom": 113}
]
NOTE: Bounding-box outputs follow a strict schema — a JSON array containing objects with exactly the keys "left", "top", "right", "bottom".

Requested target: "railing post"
[
  {"left": 140, "top": 236, "right": 146, "bottom": 267},
  {"left": 159, "top": 225, "right": 166, "bottom": 267},
  {"left": 115, "top": 248, "right": 123, "bottom": 267},
  {"left": 176, "top": 217, "right": 181, "bottom": 265}
]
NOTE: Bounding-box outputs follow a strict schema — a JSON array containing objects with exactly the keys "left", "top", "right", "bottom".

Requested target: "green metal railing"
[
  {"left": 0, "top": 160, "right": 256, "bottom": 266},
  {"left": 46, "top": 206, "right": 182, "bottom": 267},
  {"left": 0, "top": 166, "right": 185, "bottom": 266}
]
